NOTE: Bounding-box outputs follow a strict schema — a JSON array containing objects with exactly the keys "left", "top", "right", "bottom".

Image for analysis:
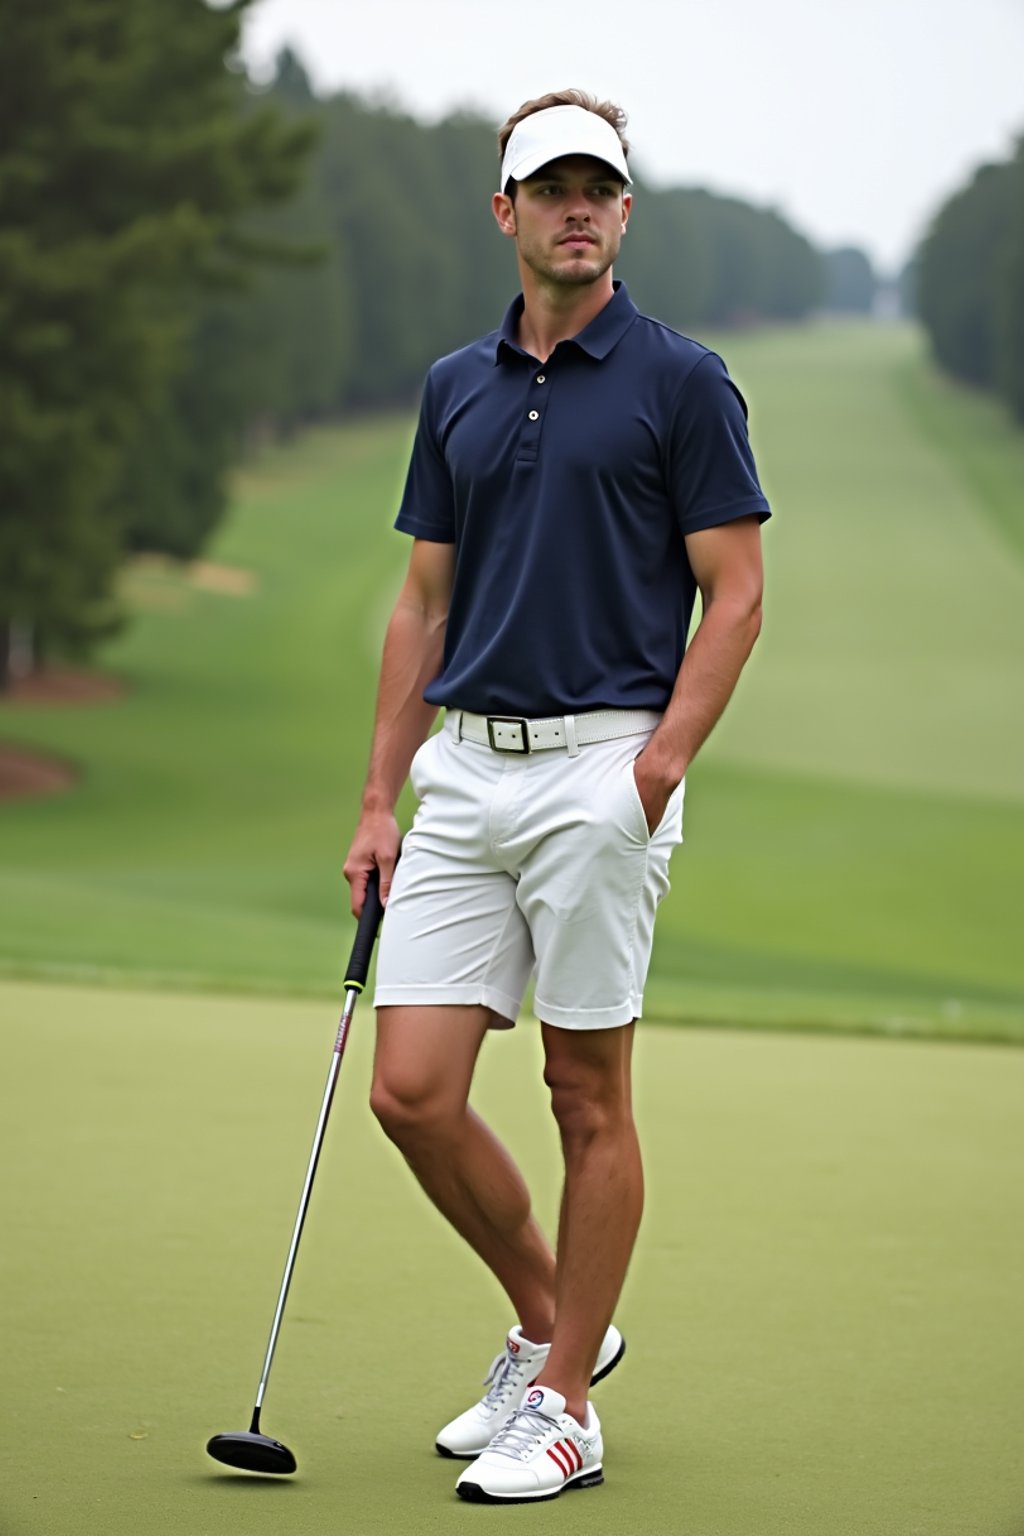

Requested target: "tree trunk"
[{"left": 0, "top": 620, "right": 36, "bottom": 691}]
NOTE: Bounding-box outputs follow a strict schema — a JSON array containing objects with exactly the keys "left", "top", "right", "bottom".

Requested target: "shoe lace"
[
  {"left": 480, "top": 1348, "right": 529, "bottom": 1410},
  {"left": 486, "top": 1403, "right": 556, "bottom": 1461}
]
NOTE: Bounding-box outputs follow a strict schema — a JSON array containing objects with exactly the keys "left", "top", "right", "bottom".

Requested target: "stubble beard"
[{"left": 522, "top": 235, "right": 620, "bottom": 289}]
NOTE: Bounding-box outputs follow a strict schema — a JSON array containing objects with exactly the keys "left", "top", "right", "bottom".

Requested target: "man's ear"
[{"left": 492, "top": 190, "right": 517, "bottom": 239}]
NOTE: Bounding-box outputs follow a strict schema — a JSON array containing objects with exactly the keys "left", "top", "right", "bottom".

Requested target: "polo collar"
[{"left": 496, "top": 281, "right": 638, "bottom": 364}]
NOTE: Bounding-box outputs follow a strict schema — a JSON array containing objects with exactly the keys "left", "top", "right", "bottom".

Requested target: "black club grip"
[{"left": 343, "top": 866, "right": 386, "bottom": 991}]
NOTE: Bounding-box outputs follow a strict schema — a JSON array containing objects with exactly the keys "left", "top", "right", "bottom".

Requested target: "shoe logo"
[
  {"left": 507, "top": 1338, "right": 520, "bottom": 1355},
  {"left": 546, "top": 1438, "right": 583, "bottom": 1478},
  {"left": 525, "top": 1388, "right": 545, "bottom": 1409}
]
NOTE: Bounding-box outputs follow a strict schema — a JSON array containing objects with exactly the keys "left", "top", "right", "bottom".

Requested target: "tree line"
[
  {"left": 914, "top": 135, "right": 1024, "bottom": 424},
  {"left": 1, "top": 14, "right": 826, "bottom": 685}
]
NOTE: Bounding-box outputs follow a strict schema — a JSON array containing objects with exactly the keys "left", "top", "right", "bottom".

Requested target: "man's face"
[{"left": 493, "top": 154, "right": 631, "bottom": 288}]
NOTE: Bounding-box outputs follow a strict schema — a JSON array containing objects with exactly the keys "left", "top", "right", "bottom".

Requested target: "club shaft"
[{"left": 252, "top": 985, "right": 359, "bottom": 1413}]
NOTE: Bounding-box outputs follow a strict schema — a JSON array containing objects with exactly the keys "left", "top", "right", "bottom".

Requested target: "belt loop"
[
  {"left": 454, "top": 710, "right": 463, "bottom": 744},
  {"left": 563, "top": 714, "right": 579, "bottom": 758}
]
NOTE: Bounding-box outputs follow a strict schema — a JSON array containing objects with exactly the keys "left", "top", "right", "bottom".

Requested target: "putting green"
[{"left": 3, "top": 979, "right": 1022, "bottom": 1534}]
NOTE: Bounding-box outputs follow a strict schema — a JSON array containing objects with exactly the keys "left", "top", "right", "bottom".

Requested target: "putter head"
[{"left": 206, "top": 1430, "right": 297, "bottom": 1475}]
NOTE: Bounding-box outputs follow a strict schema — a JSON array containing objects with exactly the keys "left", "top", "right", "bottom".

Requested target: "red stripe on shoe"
[
  {"left": 546, "top": 1445, "right": 572, "bottom": 1478},
  {"left": 564, "top": 1439, "right": 583, "bottom": 1472}
]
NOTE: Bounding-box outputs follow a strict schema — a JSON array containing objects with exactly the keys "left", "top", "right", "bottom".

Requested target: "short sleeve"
[
  {"left": 394, "top": 371, "right": 456, "bottom": 542},
  {"left": 666, "top": 352, "right": 771, "bottom": 535}
]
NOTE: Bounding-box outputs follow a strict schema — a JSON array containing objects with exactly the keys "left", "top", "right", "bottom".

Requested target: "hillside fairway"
[
  {"left": 2, "top": 978, "right": 1023, "bottom": 1535},
  {"left": 0, "top": 322, "right": 1022, "bottom": 1037}
]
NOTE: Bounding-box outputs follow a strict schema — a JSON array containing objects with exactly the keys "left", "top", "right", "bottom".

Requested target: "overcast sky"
[{"left": 242, "top": 0, "right": 1024, "bottom": 274}]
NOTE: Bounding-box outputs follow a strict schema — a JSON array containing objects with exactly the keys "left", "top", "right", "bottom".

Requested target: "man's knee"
[
  {"left": 542, "top": 1050, "right": 633, "bottom": 1147},
  {"left": 371, "top": 1003, "right": 488, "bottom": 1148},
  {"left": 369, "top": 1072, "right": 460, "bottom": 1148}
]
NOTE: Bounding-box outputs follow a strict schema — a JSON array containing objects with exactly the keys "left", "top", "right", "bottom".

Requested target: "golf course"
[{"left": 3, "top": 321, "right": 1023, "bottom": 1533}]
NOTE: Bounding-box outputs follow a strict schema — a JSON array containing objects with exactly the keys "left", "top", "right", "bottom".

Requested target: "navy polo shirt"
[{"left": 395, "top": 282, "right": 770, "bottom": 716}]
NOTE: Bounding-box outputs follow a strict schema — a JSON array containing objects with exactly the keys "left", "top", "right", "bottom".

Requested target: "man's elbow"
[
  {"left": 746, "top": 594, "right": 764, "bottom": 653},
  {"left": 697, "top": 561, "right": 763, "bottom": 656},
  {"left": 718, "top": 586, "right": 762, "bottom": 656}
]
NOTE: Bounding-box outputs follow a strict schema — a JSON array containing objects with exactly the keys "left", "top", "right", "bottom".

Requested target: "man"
[{"left": 344, "top": 88, "right": 769, "bottom": 1505}]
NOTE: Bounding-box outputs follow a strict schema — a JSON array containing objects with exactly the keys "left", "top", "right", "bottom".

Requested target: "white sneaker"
[
  {"left": 435, "top": 1323, "right": 624, "bottom": 1458},
  {"left": 455, "top": 1386, "right": 603, "bottom": 1503}
]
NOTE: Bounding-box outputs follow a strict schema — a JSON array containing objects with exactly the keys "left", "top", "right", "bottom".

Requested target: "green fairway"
[
  {"left": 1, "top": 322, "right": 1022, "bottom": 1038},
  {"left": 2, "top": 978, "right": 1023, "bottom": 1535}
]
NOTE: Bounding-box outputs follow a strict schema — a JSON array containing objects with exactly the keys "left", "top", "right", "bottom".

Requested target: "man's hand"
[
  {"left": 343, "top": 811, "right": 402, "bottom": 916},
  {"left": 631, "top": 744, "right": 679, "bottom": 836}
]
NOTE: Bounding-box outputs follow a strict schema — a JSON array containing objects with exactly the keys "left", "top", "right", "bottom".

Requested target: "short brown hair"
[{"left": 497, "top": 89, "right": 630, "bottom": 168}]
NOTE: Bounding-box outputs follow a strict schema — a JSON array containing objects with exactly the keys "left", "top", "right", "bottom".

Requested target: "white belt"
[{"left": 447, "top": 708, "right": 661, "bottom": 755}]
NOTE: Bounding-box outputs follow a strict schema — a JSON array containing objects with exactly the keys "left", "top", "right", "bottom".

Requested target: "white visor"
[{"left": 499, "top": 104, "right": 631, "bottom": 192}]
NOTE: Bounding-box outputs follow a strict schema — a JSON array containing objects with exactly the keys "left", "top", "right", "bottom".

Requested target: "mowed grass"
[
  {"left": 2, "top": 979, "right": 1023, "bottom": 1535},
  {"left": 1, "top": 324, "right": 1022, "bottom": 1038}
]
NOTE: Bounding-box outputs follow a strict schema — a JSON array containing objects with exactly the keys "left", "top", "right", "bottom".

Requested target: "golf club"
[{"left": 206, "top": 863, "right": 388, "bottom": 1475}]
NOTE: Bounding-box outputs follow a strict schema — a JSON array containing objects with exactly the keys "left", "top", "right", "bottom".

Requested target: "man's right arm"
[{"left": 343, "top": 537, "right": 454, "bottom": 915}]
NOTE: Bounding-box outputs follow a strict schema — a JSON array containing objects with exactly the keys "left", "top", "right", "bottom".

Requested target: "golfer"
[{"left": 344, "top": 88, "right": 769, "bottom": 1505}]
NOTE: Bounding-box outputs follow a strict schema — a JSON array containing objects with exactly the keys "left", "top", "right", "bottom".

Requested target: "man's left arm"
[{"left": 633, "top": 514, "right": 764, "bottom": 832}]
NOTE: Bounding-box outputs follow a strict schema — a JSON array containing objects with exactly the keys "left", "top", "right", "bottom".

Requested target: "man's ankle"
[{"left": 533, "top": 1377, "right": 587, "bottom": 1424}]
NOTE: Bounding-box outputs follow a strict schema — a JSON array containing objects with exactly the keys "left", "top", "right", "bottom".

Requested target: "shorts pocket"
[{"left": 622, "top": 756, "right": 655, "bottom": 844}]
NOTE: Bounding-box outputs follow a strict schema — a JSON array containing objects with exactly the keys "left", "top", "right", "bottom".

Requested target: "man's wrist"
[{"left": 361, "top": 788, "right": 398, "bottom": 816}]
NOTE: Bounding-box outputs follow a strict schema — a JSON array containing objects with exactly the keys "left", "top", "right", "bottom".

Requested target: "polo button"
[
  {"left": 536, "top": 374, "right": 546, "bottom": 384},
  {"left": 528, "top": 410, "right": 539, "bottom": 421}
]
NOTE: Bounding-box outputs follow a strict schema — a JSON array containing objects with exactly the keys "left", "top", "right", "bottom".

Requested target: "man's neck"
[{"left": 516, "top": 272, "right": 616, "bottom": 363}]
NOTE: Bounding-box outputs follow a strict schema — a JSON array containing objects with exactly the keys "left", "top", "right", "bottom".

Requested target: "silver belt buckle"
[{"left": 486, "top": 716, "right": 531, "bottom": 753}]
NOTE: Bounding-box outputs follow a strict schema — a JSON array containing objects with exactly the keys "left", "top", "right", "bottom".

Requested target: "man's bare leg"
[
  {"left": 535, "top": 1021, "right": 642, "bottom": 1423},
  {"left": 371, "top": 1004, "right": 556, "bottom": 1342}
]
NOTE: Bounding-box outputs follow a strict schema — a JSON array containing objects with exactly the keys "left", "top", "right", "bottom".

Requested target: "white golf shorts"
[{"left": 374, "top": 714, "right": 684, "bottom": 1030}]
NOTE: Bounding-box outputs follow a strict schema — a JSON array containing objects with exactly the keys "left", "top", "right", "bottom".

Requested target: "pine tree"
[{"left": 0, "top": 0, "right": 313, "bottom": 682}]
